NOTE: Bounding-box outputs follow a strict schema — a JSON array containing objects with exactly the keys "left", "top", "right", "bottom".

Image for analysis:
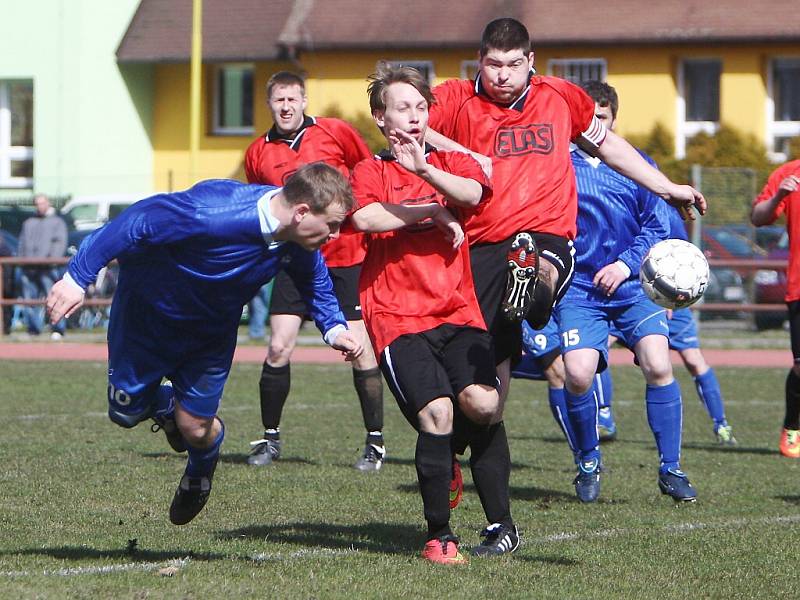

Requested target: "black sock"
[
  {"left": 451, "top": 407, "right": 476, "bottom": 456},
  {"left": 353, "top": 367, "right": 384, "bottom": 435},
  {"left": 416, "top": 430, "right": 453, "bottom": 540},
  {"left": 526, "top": 279, "right": 555, "bottom": 329},
  {"left": 259, "top": 362, "right": 290, "bottom": 430},
  {"left": 785, "top": 370, "right": 800, "bottom": 430},
  {"left": 469, "top": 421, "right": 513, "bottom": 528}
]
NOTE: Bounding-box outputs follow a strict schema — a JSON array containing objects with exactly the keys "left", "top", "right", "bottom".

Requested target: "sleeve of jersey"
[
  {"left": 617, "top": 187, "right": 671, "bottom": 274},
  {"left": 563, "top": 81, "right": 606, "bottom": 147},
  {"left": 350, "top": 161, "right": 384, "bottom": 210},
  {"left": 753, "top": 170, "right": 787, "bottom": 219},
  {"left": 440, "top": 152, "right": 492, "bottom": 201},
  {"left": 67, "top": 194, "right": 199, "bottom": 290},
  {"left": 428, "top": 80, "right": 462, "bottom": 138},
  {"left": 285, "top": 249, "right": 347, "bottom": 340}
]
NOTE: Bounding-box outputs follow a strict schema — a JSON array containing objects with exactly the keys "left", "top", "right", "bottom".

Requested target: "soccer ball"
[{"left": 640, "top": 239, "right": 709, "bottom": 309}]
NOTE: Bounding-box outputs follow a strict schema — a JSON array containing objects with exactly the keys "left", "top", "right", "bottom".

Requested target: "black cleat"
[
  {"left": 169, "top": 459, "right": 218, "bottom": 525},
  {"left": 151, "top": 414, "right": 186, "bottom": 453},
  {"left": 354, "top": 443, "right": 385, "bottom": 472},
  {"left": 247, "top": 436, "right": 281, "bottom": 466},
  {"left": 471, "top": 523, "right": 520, "bottom": 557},
  {"left": 574, "top": 457, "right": 601, "bottom": 503},
  {"left": 502, "top": 233, "right": 539, "bottom": 323},
  {"left": 658, "top": 468, "right": 698, "bottom": 503}
]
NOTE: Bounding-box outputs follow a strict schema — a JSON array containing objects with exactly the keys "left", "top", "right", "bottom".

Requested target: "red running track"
[{"left": 0, "top": 342, "right": 791, "bottom": 368}]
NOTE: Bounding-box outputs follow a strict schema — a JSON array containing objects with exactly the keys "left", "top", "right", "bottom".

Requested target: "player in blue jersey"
[
  {"left": 46, "top": 164, "right": 364, "bottom": 525},
  {"left": 556, "top": 81, "right": 697, "bottom": 504}
]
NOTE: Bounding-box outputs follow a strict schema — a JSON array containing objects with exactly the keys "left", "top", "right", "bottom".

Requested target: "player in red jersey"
[
  {"left": 350, "top": 62, "right": 519, "bottom": 563},
  {"left": 243, "top": 72, "right": 385, "bottom": 471},
  {"left": 751, "top": 159, "right": 800, "bottom": 458},
  {"left": 427, "top": 18, "right": 706, "bottom": 413}
]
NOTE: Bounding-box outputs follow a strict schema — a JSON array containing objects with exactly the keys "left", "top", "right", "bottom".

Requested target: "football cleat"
[
  {"left": 658, "top": 468, "right": 697, "bottom": 503},
  {"left": 714, "top": 424, "right": 737, "bottom": 446},
  {"left": 151, "top": 415, "right": 187, "bottom": 453},
  {"left": 421, "top": 535, "right": 467, "bottom": 565},
  {"left": 598, "top": 407, "right": 618, "bottom": 442},
  {"left": 779, "top": 428, "right": 800, "bottom": 458},
  {"left": 449, "top": 457, "right": 463, "bottom": 510},
  {"left": 169, "top": 459, "right": 218, "bottom": 525},
  {"left": 247, "top": 436, "right": 281, "bottom": 466},
  {"left": 354, "top": 443, "right": 385, "bottom": 472},
  {"left": 574, "top": 457, "right": 601, "bottom": 503},
  {"left": 471, "top": 523, "right": 520, "bottom": 557},
  {"left": 502, "top": 232, "right": 539, "bottom": 323}
]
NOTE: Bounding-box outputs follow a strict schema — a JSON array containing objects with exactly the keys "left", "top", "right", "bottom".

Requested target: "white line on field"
[
  {"left": 1, "top": 557, "right": 190, "bottom": 579},
  {"left": 532, "top": 514, "right": 800, "bottom": 544},
  {"left": 250, "top": 547, "right": 359, "bottom": 561}
]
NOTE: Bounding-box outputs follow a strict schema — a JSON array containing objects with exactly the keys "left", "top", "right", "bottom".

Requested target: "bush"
[{"left": 321, "top": 103, "right": 385, "bottom": 153}]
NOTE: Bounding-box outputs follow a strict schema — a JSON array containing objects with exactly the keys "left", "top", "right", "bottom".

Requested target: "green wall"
[{"left": 0, "top": 0, "right": 152, "bottom": 199}]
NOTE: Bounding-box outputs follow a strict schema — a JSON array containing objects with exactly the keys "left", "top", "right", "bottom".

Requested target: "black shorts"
[
  {"left": 789, "top": 301, "right": 800, "bottom": 365},
  {"left": 469, "top": 232, "right": 574, "bottom": 364},
  {"left": 269, "top": 264, "right": 362, "bottom": 321},
  {"left": 379, "top": 324, "right": 497, "bottom": 428}
]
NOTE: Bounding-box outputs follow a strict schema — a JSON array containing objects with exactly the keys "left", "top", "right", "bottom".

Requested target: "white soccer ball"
[{"left": 639, "top": 239, "right": 709, "bottom": 309}]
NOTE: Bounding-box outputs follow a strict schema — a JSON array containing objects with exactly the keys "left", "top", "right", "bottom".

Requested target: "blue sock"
[
  {"left": 595, "top": 368, "right": 613, "bottom": 410},
  {"left": 186, "top": 419, "right": 225, "bottom": 478},
  {"left": 565, "top": 386, "right": 600, "bottom": 462},
  {"left": 548, "top": 387, "right": 577, "bottom": 458},
  {"left": 694, "top": 368, "right": 726, "bottom": 427},
  {"left": 645, "top": 380, "right": 682, "bottom": 472},
  {"left": 154, "top": 384, "right": 175, "bottom": 419}
]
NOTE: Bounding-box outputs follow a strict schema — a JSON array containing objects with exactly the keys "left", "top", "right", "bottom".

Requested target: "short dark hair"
[
  {"left": 366, "top": 61, "right": 435, "bottom": 113},
  {"left": 266, "top": 71, "right": 306, "bottom": 99},
  {"left": 282, "top": 163, "right": 354, "bottom": 213},
  {"left": 580, "top": 80, "right": 619, "bottom": 119},
  {"left": 480, "top": 18, "right": 531, "bottom": 57}
]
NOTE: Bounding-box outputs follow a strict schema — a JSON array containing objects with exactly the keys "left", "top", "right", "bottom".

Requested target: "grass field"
[{"left": 1, "top": 360, "right": 798, "bottom": 599}]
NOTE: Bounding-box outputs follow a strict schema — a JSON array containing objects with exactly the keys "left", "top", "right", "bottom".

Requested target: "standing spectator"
[
  {"left": 751, "top": 158, "right": 800, "bottom": 458},
  {"left": 19, "top": 194, "right": 67, "bottom": 339},
  {"left": 244, "top": 71, "right": 386, "bottom": 472}
]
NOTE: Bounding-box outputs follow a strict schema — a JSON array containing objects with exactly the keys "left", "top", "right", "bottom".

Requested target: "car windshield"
[{"left": 706, "top": 227, "right": 766, "bottom": 257}]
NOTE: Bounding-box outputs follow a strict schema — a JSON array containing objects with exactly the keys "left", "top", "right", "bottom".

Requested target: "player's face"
[
  {"left": 374, "top": 82, "right": 429, "bottom": 144},
  {"left": 268, "top": 84, "right": 308, "bottom": 135},
  {"left": 479, "top": 47, "right": 534, "bottom": 105},
  {"left": 294, "top": 201, "right": 348, "bottom": 250},
  {"left": 594, "top": 103, "right": 616, "bottom": 132}
]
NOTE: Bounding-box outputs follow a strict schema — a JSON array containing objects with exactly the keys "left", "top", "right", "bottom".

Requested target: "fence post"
[{"left": 690, "top": 164, "right": 703, "bottom": 333}]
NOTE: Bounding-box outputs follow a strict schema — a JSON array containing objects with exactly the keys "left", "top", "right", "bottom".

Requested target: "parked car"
[
  {"left": 60, "top": 193, "right": 144, "bottom": 231},
  {"left": 725, "top": 223, "right": 785, "bottom": 252},
  {"left": 753, "top": 231, "right": 789, "bottom": 330},
  {"left": 0, "top": 205, "right": 36, "bottom": 237}
]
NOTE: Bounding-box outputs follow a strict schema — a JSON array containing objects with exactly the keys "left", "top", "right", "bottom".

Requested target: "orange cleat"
[
  {"left": 779, "top": 428, "right": 800, "bottom": 458},
  {"left": 422, "top": 535, "right": 468, "bottom": 565},
  {"left": 449, "top": 458, "right": 463, "bottom": 510}
]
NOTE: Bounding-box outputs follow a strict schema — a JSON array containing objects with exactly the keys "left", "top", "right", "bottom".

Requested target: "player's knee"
[
  {"left": 417, "top": 398, "right": 453, "bottom": 434},
  {"left": 640, "top": 361, "right": 673, "bottom": 386},
  {"left": 267, "top": 340, "right": 294, "bottom": 365},
  {"left": 177, "top": 417, "right": 216, "bottom": 447},
  {"left": 459, "top": 386, "right": 499, "bottom": 425}
]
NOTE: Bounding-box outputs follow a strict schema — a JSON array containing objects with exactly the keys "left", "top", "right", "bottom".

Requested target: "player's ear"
[
  {"left": 294, "top": 203, "right": 311, "bottom": 223},
  {"left": 527, "top": 51, "right": 535, "bottom": 70},
  {"left": 301, "top": 94, "right": 308, "bottom": 112},
  {"left": 372, "top": 110, "right": 385, "bottom": 129}
]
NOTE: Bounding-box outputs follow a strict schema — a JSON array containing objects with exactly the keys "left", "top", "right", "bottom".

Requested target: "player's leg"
[
  {"left": 596, "top": 367, "right": 616, "bottom": 442},
  {"left": 780, "top": 301, "right": 800, "bottom": 458},
  {"left": 502, "top": 231, "right": 539, "bottom": 322},
  {"left": 627, "top": 305, "right": 696, "bottom": 502},
  {"left": 525, "top": 234, "right": 575, "bottom": 329},
  {"left": 250, "top": 272, "right": 304, "bottom": 466},
  {"left": 331, "top": 264, "right": 387, "bottom": 471},
  {"left": 380, "top": 333, "right": 465, "bottom": 564}
]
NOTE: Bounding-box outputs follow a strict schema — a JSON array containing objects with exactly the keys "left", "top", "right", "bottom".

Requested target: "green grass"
[{"left": 1, "top": 361, "right": 797, "bottom": 599}]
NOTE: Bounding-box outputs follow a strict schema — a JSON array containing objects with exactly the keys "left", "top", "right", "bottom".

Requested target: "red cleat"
[
  {"left": 449, "top": 457, "right": 463, "bottom": 510},
  {"left": 422, "top": 535, "right": 467, "bottom": 565}
]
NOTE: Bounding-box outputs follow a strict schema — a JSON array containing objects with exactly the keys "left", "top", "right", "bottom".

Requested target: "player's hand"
[
  {"left": 389, "top": 129, "right": 428, "bottom": 175},
  {"left": 331, "top": 330, "right": 364, "bottom": 362},
  {"left": 663, "top": 184, "right": 706, "bottom": 220},
  {"left": 432, "top": 205, "right": 465, "bottom": 249},
  {"left": 593, "top": 263, "right": 627, "bottom": 297},
  {"left": 777, "top": 175, "right": 800, "bottom": 199},
  {"left": 469, "top": 151, "right": 493, "bottom": 179},
  {"left": 46, "top": 277, "right": 85, "bottom": 323}
]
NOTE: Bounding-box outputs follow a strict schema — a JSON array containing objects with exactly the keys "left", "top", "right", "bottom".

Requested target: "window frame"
[
  {"left": 0, "top": 80, "right": 34, "bottom": 189},
  {"left": 546, "top": 58, "right": 607, "bottom": 84},
  {"left": 766, "top": 57, "right": 800, "bottom": 162},
  {"left": 211, "top": 63, "right": 255, "bottom": 137},
  {"left": 388, "top": 60, "right": 436, "bottom": 84},
  {"left": 676, "top": 58, "right": 722, "bottom": 159}
]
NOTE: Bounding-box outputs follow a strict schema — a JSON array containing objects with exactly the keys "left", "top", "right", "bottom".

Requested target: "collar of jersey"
[
  {"left": 266, "top": 115, "right": 317, "bottom": 149},
  {"left": 570, "top": 142, "right": 601, "bottom": 168},
  {"left": 256, "top": 187, "right": 284, "bottom": 246},
  {"left": 474, "top": 70, "right": 535, "bottom": 112},
  {"left": 376, "top": 142, "right": 437, "bottom": 161}
]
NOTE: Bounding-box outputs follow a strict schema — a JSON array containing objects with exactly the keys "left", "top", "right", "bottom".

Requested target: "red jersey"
[
  {"left": 351, "top": 148, "right": 491, "bottom": 355},
  {"left": 244, "top": 116, "right": 372, "bottom": 267},
  {"left": 753, "top": 159, "right": 800, "bottom": 301},
  {"left": 429, "top": 75, "right": 602, "bottom": 243}
]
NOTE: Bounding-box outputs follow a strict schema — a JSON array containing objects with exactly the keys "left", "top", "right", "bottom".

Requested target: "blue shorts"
[
  {"left": 666, "top": 308, "right": 700, "bottom": 351},
  {"left": 512, "top": 318, "right": 561, "bottom": 381},
  {"left": 556, "top": 297, "right": 668, "bottom": 370},
  {"left": 107, "top": 290, "right": 237, "bottom": 421}
]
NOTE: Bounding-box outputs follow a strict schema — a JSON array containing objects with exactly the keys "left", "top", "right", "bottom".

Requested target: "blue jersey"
[
  {"left": 565, "top": 148, "right": 670, "bottom": 307},
  {"left": 68, "top": 179, "right": 345, "bottom": 337},
  {"left": 666, "top": 205, "right": 689, "bottom": 241}
]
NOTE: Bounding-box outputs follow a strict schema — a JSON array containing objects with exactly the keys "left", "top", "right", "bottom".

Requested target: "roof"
[{"left": 117, "top": 0, "right": 800, "bottom": 63}]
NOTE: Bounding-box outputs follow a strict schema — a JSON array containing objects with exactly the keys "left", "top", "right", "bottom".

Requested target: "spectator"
[{"left": 19, "top": 194, "right": 67, "bottom": 339}]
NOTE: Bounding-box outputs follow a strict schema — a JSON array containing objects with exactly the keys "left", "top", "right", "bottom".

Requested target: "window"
[
  {"left": 0, "top": 80, "right": 33, "bottom": 188},
  {"left": 767, "top": 58, "right": 800, "bottom": 161},
  {"left": 212, "top": 64, "right": 253, "bottom": 135},
  {"left": 389, "top": 61, "right": 435, "bottom": 83},
  {"left": 676, "top": 59, "right": 721, "bottom": 158},
  {"left": 547, "top": 58, "right": 607, "bottom": 84}
]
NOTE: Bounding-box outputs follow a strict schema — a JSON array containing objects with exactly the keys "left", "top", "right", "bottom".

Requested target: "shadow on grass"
[
  {"left": 680, "top": 442, "right": 775, "bottom": 456},
  {"left": 141, "top": 452, "right": 316, "bottom": 466},
  {"left": 777, "top": 495, "right": 800, "bottom": 506},
  {"left": 384, "top": 456, "right": 531, "bottom": 470},
  {"left": 219, "top": 521, "right": 420, "bottom": 554},
  {"left": 0, "top": 545, "right": 226, "bottom": 562},
  {"left": 392, "top": 482, "right": 584, "bottom": 505}
]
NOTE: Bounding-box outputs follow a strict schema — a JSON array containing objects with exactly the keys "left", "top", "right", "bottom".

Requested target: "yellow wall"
[{"left": 151, "top": 43, "right": 799, "bottom": 190}]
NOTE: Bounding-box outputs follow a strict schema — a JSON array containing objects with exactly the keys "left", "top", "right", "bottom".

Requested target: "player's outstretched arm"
[
  {"left": 46, "top": 275, "right": 86, "bottom": 323},
  {"left": 751, "top": 174, "right": 798, "bottom": 226},
  {"left": 425, "top": 128, "right": 492, "bottom": 178},
  {"left": 588, "top": 130, "right": 707, "bottom": 219},
  {"left": 351, "top": 202, "right": 442, "bottom": 233},
  {"left": 331, "top": 329, "right": 364, "bottom": 362}
]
